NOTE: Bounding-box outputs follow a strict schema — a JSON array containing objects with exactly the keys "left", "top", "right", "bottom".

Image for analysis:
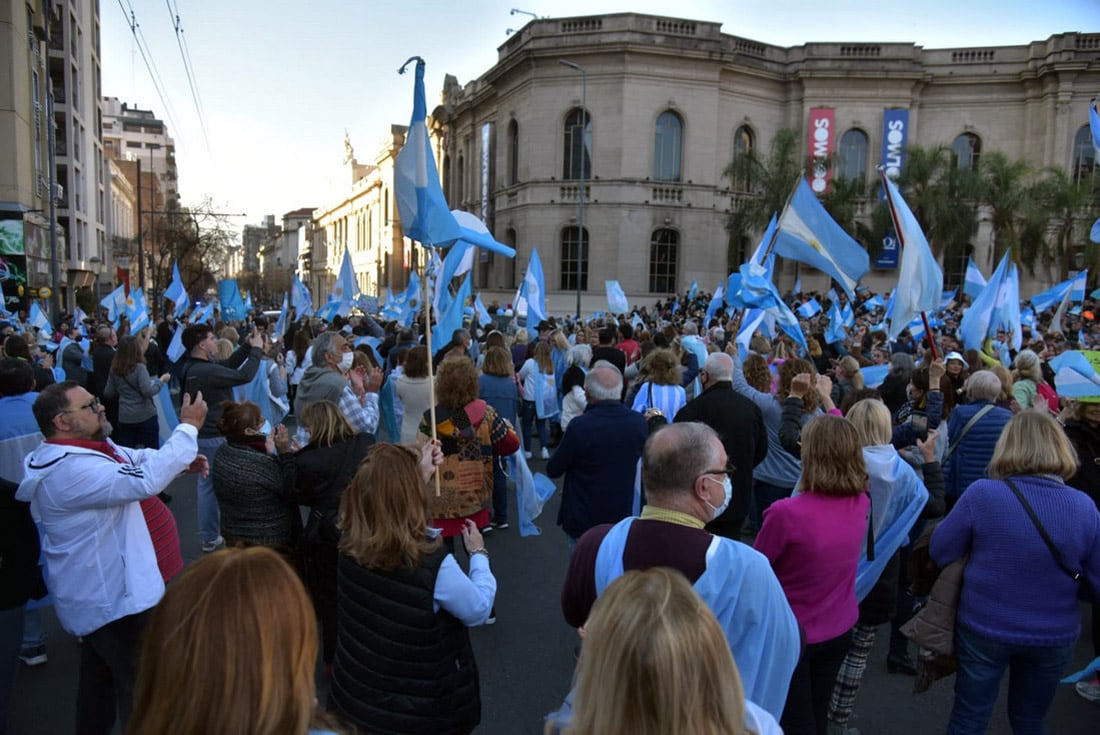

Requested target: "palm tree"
[
  {"left": 978, "top": 151, "right": 1033, "bottom": 268},
  {"left": 1035, "top": 167, "right": 1099, "bottom": 279},
  {"left": 722, "top": 128, "right": 802, "bottom": 269}
]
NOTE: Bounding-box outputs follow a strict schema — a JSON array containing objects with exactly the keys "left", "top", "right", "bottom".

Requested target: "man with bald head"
[
  {"left": 674, "top": 351, "right": 767, "bottom": 540},
  {"left": 561, "top": 421, "right": 800, "bottom": 718},
  {"left": 547, "top": 361, "right": 648, "bottom": 550}
]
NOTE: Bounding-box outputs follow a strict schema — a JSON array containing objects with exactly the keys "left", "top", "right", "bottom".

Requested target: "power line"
[
  {"left": 166, "top": 0, "right": 211, "bottom": 152},
  {"left": 115, "top": 0, "right": 184, "bottom": 144}
]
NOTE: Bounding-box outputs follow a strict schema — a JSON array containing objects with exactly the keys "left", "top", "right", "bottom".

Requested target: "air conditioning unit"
[{"left": 52, "top": 183, "right": 64, "bottom": 202}]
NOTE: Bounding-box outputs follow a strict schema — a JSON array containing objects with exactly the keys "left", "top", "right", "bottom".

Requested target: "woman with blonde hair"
[
  {"left": 548, "top": 567, "right": 780, "bottom": 735},
  {"left": 830, "top": 355, "right": 864, "bottom": 409},
  {"left": 629, "top": 347, "right": 687, "bottom": 420},
  {"left": 128, "top": 546, "right": 343, "bottom": 735},
  {"left": 1011, "top": 348, "right": 1043, "bottom": 411},
  {"left": 292, "top": 400, "right": 372, "bottom": 666},
  {"left": 519, "top": 341, "right": 557, "bottom": 459},
  {"left": 932, "top": 411, "right": 1100, "bottom": 733},
  {"left": 754, "top": 415, "right": 870, "bottom": 735},
  {"left": 331, "top": 442, "right": 494, "bottom": 734}
]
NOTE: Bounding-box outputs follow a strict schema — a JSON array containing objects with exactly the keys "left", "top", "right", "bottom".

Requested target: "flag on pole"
[
  {"left": 394, "top": 57, "right": 462, "bottom": 247},
  {"left": 795, "top": 298, "right": 822, "bottom": 318},
  {"left": 749, "top": 214, "right": 779, "bottom": 280},
  {"left": 881, "top": 173, "right": 943, "bottom": 340},
  {"left": 432, "top": 272, "right": 472, "bottom": 348},
  {"left": 333, "top": 247, "right": 358, "bottom": 305},
  {"left": 100, "top": 284, "right": 127, "bottom": 327},
  {"left": 959, "top": 251, "right": 1011, "bottom": 350},
  {"left": 825, "top": 300, "right": 847, "bottom": 344},
  {"left": 606, "top": 280, "right": 629, "bottom": 314},
  {"left": 523, "top": 247, "right": 547, "bottom": 325},
  {"left": 191, "top": 302, "right": 215, "bottom": 325},
  {"left": 29, "top": 302, "right": 52, "bottom": 336},
  {"left": 273, "top": 293, "right": 288, "bottom": 338},
  {"left": 963, "top": 256, "right": 987, "bottom": 299},
  {"left": 126, "top": 289, "right": 150, "bottom": 334},
  {"left": 687, "top": 280, "right": 699, "bottom": 300},
  {"left": 772, "top": 178, "right": 870, "bottom": 300},
  {"left": 473, "top": 293, "right": 493, "bottom": 327},
  {"left": 243, "top": 291, "right": 253, "bottom": 315},
  {"left": 72, "top": 305, "right": 89, "bottom": 335},
  {"left": 792, "top": 274, "right": 803, "bottom": 296},
  {"left": 217, "top": 280, "right": 247, "bottom": 321},
  {"left": 167, "top": 323, "right": 186, "bottom": 362},
  {"left": 163, "top": 261, "right": 189, "bottom": 319},
  {"left": 291, "top": 274, "right": 314, "bottom": 318},
  {"left": 940, "top": 289, "right": 957, "bottom": 312}
]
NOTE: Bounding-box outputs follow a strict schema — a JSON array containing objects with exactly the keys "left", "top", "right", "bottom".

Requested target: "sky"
[{"left": 101, "top": 0, "right": 1100, "bottom": 233}]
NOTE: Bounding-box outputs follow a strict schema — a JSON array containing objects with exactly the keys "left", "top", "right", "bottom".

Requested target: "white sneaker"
[
  {"left": 524, "top": 451, "right": 533, "bottom": 459},
  {"left": 1076, "top": 678, "right": 1100, "bottom": 706},
  {"left": 201, "top": 535, "right": 225, "bottom": 553},
  {"left": 540, "top": 447, "right": 549, "bottom": 460}
]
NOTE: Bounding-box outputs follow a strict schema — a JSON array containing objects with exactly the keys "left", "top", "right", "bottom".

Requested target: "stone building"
[{"left": 435, "top": 13, "right": 1100, "bottom": 313}]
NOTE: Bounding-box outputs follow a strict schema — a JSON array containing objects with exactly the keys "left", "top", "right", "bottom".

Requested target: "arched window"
[
  {"left": 1072, "top": 124, "right": 1096, "bottom": 184},
  {"left": 649, "top": 229, "right": 678, "bottom": 293},
  {"left": 731, "top": 125, "right": 755, "bottom": 190},
  {"left": 560, "top": 226, "right": 589, "bottom": 290},
  {"left": 654, "top": 111, "right": 683, "bottom": 182},
  {"left": 952, "top": 133, "right": 981, "bottom": 171},
  {"left": 563, "top": 108, "right": 591, "bottom": 181},
  {"left": 837, "top": 128, "right": 869, "bottom": 182},
  {"left": 508, "top": 119, "right": 519, "bottom": 185}
]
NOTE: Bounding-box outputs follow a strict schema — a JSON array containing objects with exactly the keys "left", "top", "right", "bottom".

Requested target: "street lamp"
[{"left": 558, "top": 59, "right": 587, "bottom": 319}]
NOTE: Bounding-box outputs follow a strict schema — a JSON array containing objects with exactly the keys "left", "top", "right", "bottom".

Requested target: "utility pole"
[
  {"left": 45, "top": 13, "right": 60, "bottom": 320},
  {"left": 136, "top": 158, "right": 144, "bottom": 294}
]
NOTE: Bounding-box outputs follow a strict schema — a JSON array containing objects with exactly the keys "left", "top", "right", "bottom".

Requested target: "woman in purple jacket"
[{"left": 932, "top": 411, "right": 1100, "bottom": 733}]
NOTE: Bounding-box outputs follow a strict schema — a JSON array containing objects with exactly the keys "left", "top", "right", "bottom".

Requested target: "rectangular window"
[{"left": 560, "top": 227, "right": 589, "bottom": 291}]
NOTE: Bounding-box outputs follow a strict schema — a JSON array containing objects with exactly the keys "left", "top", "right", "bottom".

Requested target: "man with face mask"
[
  {"left": 673, "top": 352, "right": 768, "bottom": 541},
  {"left": 294, "top": 330, "right": 383, "bottom": 436},
  {"left": 180, "top": 323, "right": 264, "bottom": 552},
  {"left": 560, "top": 421, "right": 800, "bottom": 720}
]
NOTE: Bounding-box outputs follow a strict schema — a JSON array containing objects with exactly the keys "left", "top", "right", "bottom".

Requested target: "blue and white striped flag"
[
  {"left": 126, "top": 288, "right": 150, "bottom": 335},
  {"left": 29, "top": 302, "right": 52, "bottom": 336},
  {"left": 963, "top": 256, "right": 987, "bottom": 299},
  {"left": 605, "top": 280, "right": 629, "bottom": 314},
  {"left": 795, "top": 298, "right": 822, "bottom": 318}
]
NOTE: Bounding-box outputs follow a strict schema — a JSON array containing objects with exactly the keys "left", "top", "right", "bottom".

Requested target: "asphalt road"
[{"left": 9, "top": 458, "right": 1099, "bottom": 734}]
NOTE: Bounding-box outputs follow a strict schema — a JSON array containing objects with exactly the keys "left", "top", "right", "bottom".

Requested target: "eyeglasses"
[
  {"left": 694, "top": 464, "right": 736, "bottom": 484},
  {"left": 58, "top": 396, "right": 100, "bottom": 417}
]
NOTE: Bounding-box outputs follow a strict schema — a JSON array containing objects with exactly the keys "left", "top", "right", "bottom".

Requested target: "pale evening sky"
[{"left": 100, "top": 0, "right": 1100, "bottom": 232}]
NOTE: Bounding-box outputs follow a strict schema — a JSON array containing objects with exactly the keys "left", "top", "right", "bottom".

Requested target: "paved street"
[{"left": 9, "top": 459, "right": 1099, "bottom": 733}]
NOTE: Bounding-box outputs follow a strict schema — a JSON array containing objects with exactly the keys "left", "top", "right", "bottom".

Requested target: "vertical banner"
[
  {"left": 875, "top": 109, "right": 910, "bottom": 269},
  {"left": 0, "top": 220, "right": 29, "bottom": 313},
  {"left": 807, "top": 107, "right": 835, "bottom": 194}
]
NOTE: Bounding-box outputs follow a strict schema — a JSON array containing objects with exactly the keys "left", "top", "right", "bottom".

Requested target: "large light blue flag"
[
  {"left": 523, "top": 247, "right": 547, "bottom": 325},
  {"left": 882, "top": 174, "right": 943, "bottom": 339},
  {"left": 243, "top": 291, "right": 253, "bottom": 314},
  {"left": 394, "top": 57, "right": 462, "bottom": 247},
  {"left": 1070, "top": 269, "right": 1088, "bottom": 303},
  {"left": 1029, "top": 278, "right": 1073, "bottom": 312},
  {"left": 218, "top": 280, "right": 247, "bottom": 322},
  {"left": 163, "top": 261, "right": 188, "bottom": 318},
  {"left": 773, "top": 178, "right": 869, "bottom": 300},
  {"left": 963, "top": 256, "right": 987, "bottom": 299},
  {"left": 333, "top": 247, "right": 358, "bottom": 305},
  {"left": 315, "top": 300, "right": 345, "bottom": 323},
  {"left": 432, "top": 272, "right": 471, "bottom": 349},
  {"left": 725, "top": 273, "right": 744, "bottom": 310},
  {"left": 446, "top": 210, "right": 517, "bottom": 258},
  {"left": 473, "top": 293, "right": 493, "bottom": 327},
  {"left": 993, "top": 263, "right": 1022, "bottom": 352},
  {"left": 860, "top": 364, "right": 891, "bottom": 388},
  {"left": 126, "top": 288, "right": 150, "bottom": 335},
  {"left": 273, "top": 293, "right": 288, "bottom": 338},
  {"left": 825, "top": 300, "right": 847, "bottom": 345},
  {"left": 749, "top": 214, "right": 779, "bottom": 280},
  {"left": 959, "top": 250, "right": 1011, "bottom": 351},
  {"left": 291, "top": 274, "right": 314, "bottom": 318},
  {"left": 1050, "top": 350, "right": 1100, "bottom": 399},
  {"left": 167, "top": 323, "right": 186, "bottom": 362},
  {"left": 605, "top": 280, "right": 629, "bottom": 314},
  {"left": 795, "top": 298, "right": 822, "bottom": 318},
  {"left": 736, "top": 308, "right": 768, "bottom": 354},
  {"left": 100, "top": 284, "right": 127, "bottom": 327},
  {"left": 739, "top": 262, "right": 807, "bottom": 352},
  {"left": 191, "top": 302, "right": 215, "bottom": 325},
  {"left": 841, "top": 299, "right": 854, "bottom": 327},
  {"left": 29, "top": 302, "right": 52, "bottom": 335}
]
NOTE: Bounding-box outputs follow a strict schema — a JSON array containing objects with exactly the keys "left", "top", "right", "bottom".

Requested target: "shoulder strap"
[
  {"left": 647, "top": 381, "right": 654, "bottom": 408},
  {"left": 1003, "top": 478, "right": 1081, "bottom": 582},
  {"left": 943, "top": 404, "right": 995, "bottom": 463}
]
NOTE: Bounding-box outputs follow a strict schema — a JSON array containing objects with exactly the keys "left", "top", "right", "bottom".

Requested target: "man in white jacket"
[{"left": 16, "top": 381, "right": 208, "bottom": 735}]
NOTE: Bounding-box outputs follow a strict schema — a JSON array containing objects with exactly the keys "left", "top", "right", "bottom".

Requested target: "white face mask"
[
  {"left": 704, "top": 475, "right": 733, "bottom": 521},
  {"left": 337, "top": 351, "right": 354, "bottom": 373}
]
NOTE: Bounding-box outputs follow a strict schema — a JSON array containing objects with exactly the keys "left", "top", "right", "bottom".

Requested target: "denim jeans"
[
  {"left": 76, "top": 610, "right": 150, "bottom": 735},
  {"left": 521, "top": 400, "right": 549, "bottom": 452},
  {"left": 947, "top": 625, "right": 1075, "bottom": 735},
  {"left": 21, "top": 606, "right": 45, "bottom": 648},
  {"left": 196, "top": 436, "right": 225, "bottom": 543}
]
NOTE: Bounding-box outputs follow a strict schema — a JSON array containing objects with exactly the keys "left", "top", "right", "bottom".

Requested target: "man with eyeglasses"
[
  {"left": 561, "top": 421, "right": 800, "bottom": 720},
  {"left": 16, "top": 381, "right": 208, "bottom": 734}
]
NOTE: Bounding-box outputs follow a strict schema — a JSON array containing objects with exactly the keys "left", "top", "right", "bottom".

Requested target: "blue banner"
[{"left": 876, "top": 109, "right": 909, "bottom": 270}]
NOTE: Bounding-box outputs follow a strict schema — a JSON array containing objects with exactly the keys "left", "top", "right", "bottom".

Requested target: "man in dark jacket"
[
  {"left": 60, "top": 327, "right": 87, "bottom": 386},
  {"left": 547, "top": 362, "right": 648, "bottom": 549},
  {"left": 673, "top": 352, "right": 768, "bottom": 541},
  {"left": 943, "top": 370, "right": 1012, "bottom": 508},
  {"left": 179, "top": 323, "right": 264, "bottom": 552}
]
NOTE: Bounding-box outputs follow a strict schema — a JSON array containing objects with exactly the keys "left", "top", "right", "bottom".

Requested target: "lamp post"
[{"left": 558, "top": 59, "right": 587, "bottom": 319}]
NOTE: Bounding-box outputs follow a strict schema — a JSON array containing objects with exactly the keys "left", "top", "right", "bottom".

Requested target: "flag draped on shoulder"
[
  {"left": 772, "top": 178, "right": 869, "bottom": 300},
  {"left": 394, "top": 57, "right": 462, "bottom": 247},
  {"left": 881, "top": 173, "right": 943, "bottom": 340}
]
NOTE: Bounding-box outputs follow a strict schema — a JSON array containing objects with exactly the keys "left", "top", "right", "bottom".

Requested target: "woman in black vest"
[{"left": 330, "top": 442, "right": 495, "bottom": 735}]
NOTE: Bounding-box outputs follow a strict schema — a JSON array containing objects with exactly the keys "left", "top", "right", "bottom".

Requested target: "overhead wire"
[
  {"left": 166, "top": 0, "right": 212, "bottom": 152},
  {"left": 115, "top": 0, "right": 184, "bottom": 146}
]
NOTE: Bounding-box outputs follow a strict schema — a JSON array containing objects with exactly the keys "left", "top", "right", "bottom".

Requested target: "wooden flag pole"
[{"left": 423, "top": 253, "right": 440, "bottom": 496}]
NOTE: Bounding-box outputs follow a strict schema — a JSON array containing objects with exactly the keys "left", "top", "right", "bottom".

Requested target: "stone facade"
[{"left": 436, "top": 13, "right": 1100, "bottom": 313}]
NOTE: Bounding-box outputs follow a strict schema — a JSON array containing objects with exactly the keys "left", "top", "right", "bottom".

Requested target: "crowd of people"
[{"left": 0, "top": 280, "right": 1099, "bottom": 734}]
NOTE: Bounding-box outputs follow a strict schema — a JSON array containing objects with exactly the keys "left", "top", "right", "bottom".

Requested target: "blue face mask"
[
  {"left": 259, "top": 419, "right": 273, "bottom": 436},
  {"left": 704, "top": 475, "right": 733, "bottom": 521}
]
